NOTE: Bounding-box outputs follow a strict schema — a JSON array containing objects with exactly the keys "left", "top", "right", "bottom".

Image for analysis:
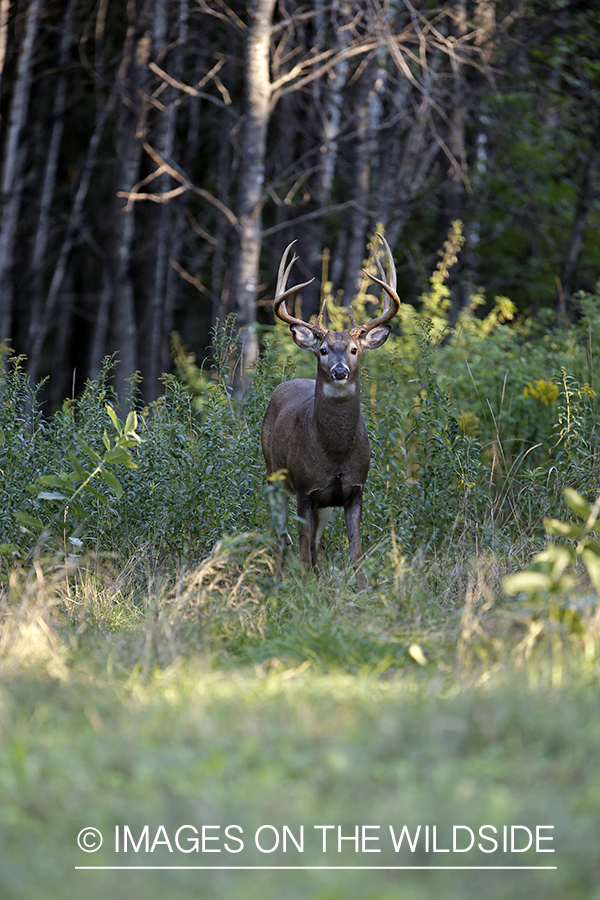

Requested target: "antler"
[
  {"left": 272, "top": 241, "right": 326, "bottom": 336},
  {"left": 350, "top": 233, "right": 400, "bottom": 338}
]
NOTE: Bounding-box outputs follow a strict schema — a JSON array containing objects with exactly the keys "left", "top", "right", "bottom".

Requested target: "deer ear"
[
  {"left": 359, "top": 324, "right": 391, "bottom": 350},
  {"left": 290, "top": 324, "right": 321, "bottom": 350}
]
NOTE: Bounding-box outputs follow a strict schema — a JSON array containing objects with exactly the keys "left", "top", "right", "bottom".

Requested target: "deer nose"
[{"left": 331, "top": 364, "right": 349, "bottom": 381}]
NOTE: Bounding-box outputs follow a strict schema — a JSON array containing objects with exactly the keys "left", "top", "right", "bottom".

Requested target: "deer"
[{"left": 261, "top": 233, "right": 400, "bottom": 580}]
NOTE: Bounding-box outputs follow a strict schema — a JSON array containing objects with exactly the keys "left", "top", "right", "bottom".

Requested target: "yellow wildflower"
[{"left": 523, "top": 379, "right": 559, "bottom": 406}]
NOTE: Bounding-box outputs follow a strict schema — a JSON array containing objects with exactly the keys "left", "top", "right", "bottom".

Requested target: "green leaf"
[
  {"left": 544, "top": 517, "right": 584, "bottom": 539},
  {"left": 536, "top": 545, "right": 573, "bottom": 580},
  {"left": 37, "top": 491, "right": 68, "bottom": 501},
  {"left": 104, "top": 446, "right": 135, "bottom": 466},
  {"left": 581, "top": 539, "right": 600, "bottom": 558},
  {"left": 408, "top": 643, "right": 428, "bottom": 666},
  {"left": 79, "top": 438, "right": 101, "bottom": 463},
  {"left": 100, "top": 468, "right": 123, "bottom": 499},
  {"left": 503, "top": 571, "right": 552, "bottom": 595},
  {"left": 84, "top": 484, "right": 110, "bottom": 505},
  {"left": 67, "top": 450, "right": 88, "bottom": 480},
  {"left": 102, "top": 429, "right": 111, "bottom": 451},
  {"left": 563, "top": 487, "right": 591, "bottom": 519},
  {"left": 38, "top": 474, "right": 72, "bottom": 490},
  {"left": 14, "top": 511, "right": 44, "bottom": 530},
  {"left": 0, "top": 543, "right": 19, "bottom": 556},
  {"left": 66, "top": 500, "right": 88, "bottom": 519},
  {"left": 581, "top": 548, "right": 600, "bottom": 594},
  {"left": 124, "top": 410, "right": 138, "bottom": 435},
  {"left": 0, "top": 428, "right": 5, "bottom": 447},
  {"left": 105, "top": 403, "right": 120, "bottom": 431}
]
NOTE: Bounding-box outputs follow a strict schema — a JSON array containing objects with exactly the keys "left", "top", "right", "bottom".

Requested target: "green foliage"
[
  {"left": 15, "top": 403, "right": 140, "bottom": 533},
  {"left": 504, "top": 487, "right": 600, "bottom": 602}
]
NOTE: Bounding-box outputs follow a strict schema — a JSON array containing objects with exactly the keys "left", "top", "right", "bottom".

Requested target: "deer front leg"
[
  {"left": 297, "top": 495, "right": 313, "bottom": 570},
  {"left": 345, "top": 490, "right": 366, "bottom": 585},
  {"left": 311, "top": 506, "right": 333, "bottom": 574}
]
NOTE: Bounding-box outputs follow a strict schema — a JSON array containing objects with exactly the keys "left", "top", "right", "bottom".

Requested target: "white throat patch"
[{"left": 322, "top": 380, "right": 356, "bottom": 398}]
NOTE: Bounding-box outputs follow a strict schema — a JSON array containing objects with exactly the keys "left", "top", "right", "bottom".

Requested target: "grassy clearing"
[{"left": 1, "top": 553, "right": 600, "bottom": 900}]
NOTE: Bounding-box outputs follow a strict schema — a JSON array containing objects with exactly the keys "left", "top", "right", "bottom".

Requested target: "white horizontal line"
[{"left": 75, "top": 865, "right": 558, "bottom": 871}]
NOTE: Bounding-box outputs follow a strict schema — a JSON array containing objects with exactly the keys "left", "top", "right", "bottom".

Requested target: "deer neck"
[{"left": 313, "top": 374, "right": 362, "bottom": 454}]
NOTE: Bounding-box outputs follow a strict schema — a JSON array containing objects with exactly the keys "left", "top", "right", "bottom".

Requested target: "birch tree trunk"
[
  {"left": 0, "top": 0, "right": 10, "bottom": 122},
  {"left": 0, "top": 0, "right": 42, "bottom": 345},
  {"left": 231, "top": 0, "right": 276, "bottom": 383}
]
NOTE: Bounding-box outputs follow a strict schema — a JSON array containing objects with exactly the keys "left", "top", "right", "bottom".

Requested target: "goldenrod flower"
[{"left": 523, "top": 379, "right": 559, "bottom": 406}]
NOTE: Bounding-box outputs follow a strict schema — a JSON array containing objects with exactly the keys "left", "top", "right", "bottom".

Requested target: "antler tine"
[
  {"left": 272, "top": 240, "right": 317, "bottom": 328},
  {"left": 275, "top": 241, "right": 298, "bottom": 297},
  {"left": 315, "top": 297, "right": 328, "bottom": 331},
  {"left": 374, "top": 232, "right": 397, "bottom": 293},
  {"left": 352, "top": 233, "right": 400, "bottom": 336}
]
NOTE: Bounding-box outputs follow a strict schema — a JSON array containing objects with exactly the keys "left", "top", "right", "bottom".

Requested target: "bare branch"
[
  {"left": 117, "top": 185, "right": 187, "bottom": 207},
  {"left": 196, "top": 0, "right": 246, "bottom": 33},
  {"left": 149, "top": 57, "right": 226, "bottom": 97},
  {"left": 148, "top": 59, "right": 234, "bottom": 111},
  {"left": 137, "top": 136, "right": 239, "bottom": 227},
  {"left": 170, "top": 257, "right": 208, "bottom": 294},
  {"left": 261, "top": 199, "right": 358, "bottom": 238}
]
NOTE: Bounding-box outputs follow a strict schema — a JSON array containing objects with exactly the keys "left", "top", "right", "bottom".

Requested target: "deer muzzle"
[{"left": 331, "top": 363, "right": 350, "bottom": 381}]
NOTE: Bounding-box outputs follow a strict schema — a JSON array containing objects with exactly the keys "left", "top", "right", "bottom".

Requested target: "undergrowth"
[{"left": 0, "top": 266, "right": 599, "bottom": 680}]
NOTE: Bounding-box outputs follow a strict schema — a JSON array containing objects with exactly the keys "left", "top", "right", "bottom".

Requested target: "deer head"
[{"left": 273, "top": 233, "right": 400, "bottom": 375}]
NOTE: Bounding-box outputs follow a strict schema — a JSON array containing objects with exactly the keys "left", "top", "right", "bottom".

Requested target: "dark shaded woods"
[{"left": 0, "top": 0, "right": 598, "bottom": 405}]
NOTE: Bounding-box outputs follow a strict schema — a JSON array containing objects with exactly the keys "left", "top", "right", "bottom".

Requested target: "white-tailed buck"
[{"left": 261, "top": 234, "right": 400, "bottom": 577}]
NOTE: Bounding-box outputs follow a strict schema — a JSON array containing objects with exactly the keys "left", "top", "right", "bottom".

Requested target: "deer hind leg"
[{"left": 311, "top": 506, "right": 333, "bottom": 574}]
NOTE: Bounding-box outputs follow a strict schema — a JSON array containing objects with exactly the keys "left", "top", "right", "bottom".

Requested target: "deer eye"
[
  {"left": 350, "top": 347, "right": 358, "bottom": 355},
  {"left": 320, "top": 347, "right": 328, "bottom": 356}
]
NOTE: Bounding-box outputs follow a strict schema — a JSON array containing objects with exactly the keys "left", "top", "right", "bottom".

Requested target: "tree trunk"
[
  {"left": 27, "top": 0, "right": 75, "bottom": 372},
  {"left": 231, "top": 0, "right": 276, "bottom": 384},
  {"left": 27, "top": 89, "right": 116, "bottom": 385},
  {"left": 105, "top": 0, "right": 154, "bottom": 406},
  {"left": 440, "top": 0, "right": 468, "bottom": 321},
  {"left": 340, "top": 70, "right": 384, "bottom": 304},
  {"left": 0, "top": 0, "right": 42, "bottom": 345},
  {"left": 560, "top": 115, "right": 600, "bottom": 306},
  {"left": 0, "top": 0, "right": 11, "bottom": 118},
  {"left": 297, "top": 2, "right": 351, "bottom": 318},
  {"left": 141, "top": 0, "right": 188, "bottom": 400}
]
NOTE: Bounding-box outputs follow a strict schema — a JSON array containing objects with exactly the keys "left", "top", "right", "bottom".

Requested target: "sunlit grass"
[{"left": 1, "top": 547, "right": 599, "bottom": 900}]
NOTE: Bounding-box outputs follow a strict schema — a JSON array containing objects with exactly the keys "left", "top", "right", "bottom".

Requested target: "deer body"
[
  {"left": 262, "top": 236, "right": 400, "bottom": 576},
  {"left": 262, "top": 371, "right": 369, "bottom": 571}
]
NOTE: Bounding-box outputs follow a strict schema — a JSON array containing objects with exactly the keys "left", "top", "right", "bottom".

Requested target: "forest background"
[
  {"left": 1, "top": 0, "right": 599, "bottom": 403},
  {"left": 1, "top": 2, "right": 600, "bottom": 900}
]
